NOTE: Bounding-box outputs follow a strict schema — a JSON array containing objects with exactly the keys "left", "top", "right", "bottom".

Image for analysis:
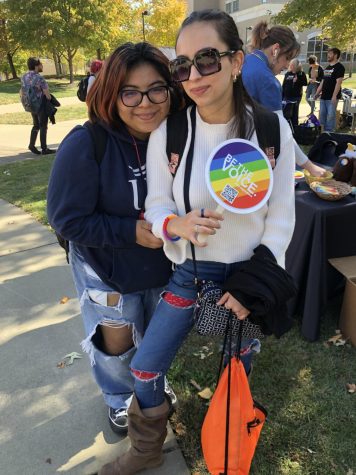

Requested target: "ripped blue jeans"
[
  {"left": 130, "top": 259, "right": 261, "bottom": 409},
  {"left": 69, "top": 243, "right": 163, "bottom": 410}
]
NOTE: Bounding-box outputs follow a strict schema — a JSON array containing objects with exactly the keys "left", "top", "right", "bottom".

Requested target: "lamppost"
[
  {"left": 245, "top": 26, "right": 252, "bottom": 46},
  {"left": 142, "top": 10, "right": 149, "bottom": 42}
]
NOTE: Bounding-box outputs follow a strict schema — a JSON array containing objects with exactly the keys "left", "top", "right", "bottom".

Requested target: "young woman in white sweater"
[{"left": 99, "top": 9, "right": 296, "bottom": 475}]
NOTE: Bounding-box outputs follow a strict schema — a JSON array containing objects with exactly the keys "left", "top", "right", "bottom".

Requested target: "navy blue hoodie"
[{"left": 47, "top": 122, "right": 172, "bottom": 294}]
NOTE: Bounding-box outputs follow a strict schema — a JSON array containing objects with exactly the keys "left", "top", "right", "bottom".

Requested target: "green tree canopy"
[
  {"left": 275, "top": 0, "right": 356, "bottom": 52},
  {"left": 134, "top": 0, "right": 187, "bottom": 47},
  {"left": 0, "top": 2, "right": 21, "bottom": 78},
  {"left": 7, "top": 0, "right": 132, "bottom": 82}
]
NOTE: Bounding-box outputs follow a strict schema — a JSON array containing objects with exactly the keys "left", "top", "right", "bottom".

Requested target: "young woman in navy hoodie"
[{"left": 47, "top": 43, "right": 183, "bottom": 435}]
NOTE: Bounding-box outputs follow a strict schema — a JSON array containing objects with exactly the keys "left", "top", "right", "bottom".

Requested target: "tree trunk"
[
  {"left": 53, "top": 50, "right": 61, "bottom": 77},
  {"left": 57, "top": 53, "right": 64, "bottom": 76},
  {"left": 348, "top": 53, "right": 353, "bottom": 78},
  {"left": 67, "top": 49, "right": 74, "bottom": 83},
  {"left": 7, "top": 52, "right": 18, "bottom": 79},
  {"left": 96, "top": 48, "right": 102, "bottom": 60}
]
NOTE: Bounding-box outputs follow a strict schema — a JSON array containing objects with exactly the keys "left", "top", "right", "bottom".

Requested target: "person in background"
[
  {"left": 242, "top": 22, "right": 326, "bottom": 177},
  {"left": 315, "top": 47, "right": 345, "bottom": 132},
  {"left": 306, "top": 55, "right": 323, "bottom": 115},
  {"left": 282, "top": 58, "right": 307, "bottom": 126},
  {"left": 87, "top": 59, "right": 103, "bottom": 93},
  {"left": 21, "top": 57, "right": 55, "bottom": 155},
  {"left": 99, "top": 9, "right": 296, "bottom": 475},
  {"left": 47, "top": 42, "right": 182, "bottom": 436}
]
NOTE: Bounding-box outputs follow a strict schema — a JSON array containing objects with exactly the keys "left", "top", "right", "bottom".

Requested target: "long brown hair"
[
  {"left": 176, "top": 9, "right": 255, "bottom": 140},
  {"left": 87, "top": 42, "right": 183, "bottom": 128},
  {"left": 251, "top": 21, "right": 300, "bottom": 60}
]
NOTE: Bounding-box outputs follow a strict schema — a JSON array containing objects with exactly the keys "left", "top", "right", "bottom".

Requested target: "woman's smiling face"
[{"left": 117, "top": 62, "right": 170, "bottom": 140}]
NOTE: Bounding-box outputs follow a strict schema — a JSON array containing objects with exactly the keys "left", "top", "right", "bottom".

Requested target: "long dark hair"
[
  {"left": 176, "top": 9, "right": 256, "bottom": 140},
  {"left": 251, "top": 21, "right": 300, "bottom": 60},
  {"left": 87, "top": 42, "right": 184, "bottom": 128}
]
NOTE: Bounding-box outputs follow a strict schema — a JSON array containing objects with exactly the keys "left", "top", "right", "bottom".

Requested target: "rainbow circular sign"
[{"left": 205, "top": 139, "right": 273, "bottom": 214}]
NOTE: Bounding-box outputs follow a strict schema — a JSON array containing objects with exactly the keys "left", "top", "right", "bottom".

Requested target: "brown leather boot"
[{"left": 99, "top": 395, "right": 169, "bottom": 475}]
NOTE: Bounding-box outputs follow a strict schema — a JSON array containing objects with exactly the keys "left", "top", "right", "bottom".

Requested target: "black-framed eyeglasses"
[
  {"left": 169, "top": 47, "right": 236, "bottom": 83},
  {"left": 120, "top": 85, "right": 169, "bottom": 107}
]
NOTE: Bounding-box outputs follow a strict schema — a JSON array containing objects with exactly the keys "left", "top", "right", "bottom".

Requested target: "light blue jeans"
[
  {"left": 130, "top": 259, "right": 261, "bottom": 409},
  {"left": 69, "top": 243, "right": 163, "bottom": 410},
  {"left": 319, "top": 99, "right": 338, "bottom": 132},
  {"left": 306, "top": 83, "right": 318, "bottom": 114}
]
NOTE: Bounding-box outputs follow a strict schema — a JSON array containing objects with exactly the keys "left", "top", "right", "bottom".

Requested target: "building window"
[
  {"left": 307, "top": 35, "right": 331, "bottom": 64},
  {"left": 261, "top": 0, "right": 268, "bottom": 3},
  {"left": 232, "top": 0, "right": 239, "bottom": 11},
  {"left": 225, "top": 2, "right": 232, "bottom": 13}
]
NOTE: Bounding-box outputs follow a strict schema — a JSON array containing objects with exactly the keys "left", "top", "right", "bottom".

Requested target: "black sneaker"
[
  {"left": 108, "top": 406, "right": 128, "bottom": 435},
  {"left": 164, "top": 378, "right": 178, "bottom": 410},
  {"left": 28, "top": 145, "right": 41, "bottom": 155},
  {"left": 42, "top": 148, "right": 56, "bottom": 155}
]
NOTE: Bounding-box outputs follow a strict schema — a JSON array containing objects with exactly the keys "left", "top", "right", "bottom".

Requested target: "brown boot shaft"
[{"left": 99, "top": 396, "right": 169, "bottom": 475}]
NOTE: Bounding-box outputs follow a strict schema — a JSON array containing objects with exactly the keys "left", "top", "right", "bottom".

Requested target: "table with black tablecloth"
[{"left": 285, "top": 182, "right": 356, "bottom": 341}]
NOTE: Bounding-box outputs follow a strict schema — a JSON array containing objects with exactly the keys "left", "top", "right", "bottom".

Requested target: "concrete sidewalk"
[
  {"left": 0, "top": 119, "right": 86, "bottom": 163},
  {"left": 0, "top": 199, "right": 190, "bottom": 475},
  {"left": 0, "top": 96, "right": 85, "bottom": 164}
]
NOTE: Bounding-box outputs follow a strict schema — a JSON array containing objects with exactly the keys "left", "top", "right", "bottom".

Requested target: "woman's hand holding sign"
[{"left": 166, "top": 208, "right": 224, "bottom": 247}]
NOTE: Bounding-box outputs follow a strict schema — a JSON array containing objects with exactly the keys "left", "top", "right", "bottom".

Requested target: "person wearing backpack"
[
  {"left": 87, "top": 59, "right": 103, "bottom": 94},
  {"left": 20, "top": 57, "right": 55, "bottom": 155},
  {"left": 47, "top": 43, "right": 183, "bottom": 437},
  {"left": 99, "top": 10, "right": 296, "bottom": 475},
  {"left": 77, "top": 60, "right": 103, "bottom": 102}
]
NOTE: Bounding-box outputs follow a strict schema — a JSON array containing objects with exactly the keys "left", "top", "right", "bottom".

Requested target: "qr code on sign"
[{"left": 220, "top": 184, "right": 238, "bottom": 204}]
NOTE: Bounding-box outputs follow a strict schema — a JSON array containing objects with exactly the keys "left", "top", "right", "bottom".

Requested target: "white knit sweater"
[{"left": 145, "top": 108, "right": 295, "bottom": 268}]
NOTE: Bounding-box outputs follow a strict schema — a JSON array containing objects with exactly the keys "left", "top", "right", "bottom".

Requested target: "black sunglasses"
[
  {"left": 120, "top": 85, "right": 169, "bottom": 107},
  {"left": 169, "top": 48, "right": 236, "bottom": 83}
]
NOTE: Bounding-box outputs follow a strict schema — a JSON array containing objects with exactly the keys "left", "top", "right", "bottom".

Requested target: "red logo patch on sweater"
[
  {"left": 168, "top": 153, "right": 179, "bottom": 175},
  {"left": 265, "top": 147, "right": 275, "bottom": 169}
]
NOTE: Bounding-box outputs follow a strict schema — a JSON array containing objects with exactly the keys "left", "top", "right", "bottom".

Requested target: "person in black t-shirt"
[
  {"left": 282, "top": 58, "right": 307, "bottom": 126},
  {"left": 306, "top": 55, "right": 323, "bottom": 114},
  {"left": 315, "top": 48, "right": 345, "bottom": 131}
]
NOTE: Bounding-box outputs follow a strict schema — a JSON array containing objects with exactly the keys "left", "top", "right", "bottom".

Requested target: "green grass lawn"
[
  {"left": 0, "top": 76, "right": 83, "bottom": 105},
  {"left": 0, "top": 104, "right": 88, "bottom": 124},
  {"left": 0, "top": 157, "right": 355, "bottom": 474},
  {"left": 0, "top": 155, "right": 54, "bottom": 225}
]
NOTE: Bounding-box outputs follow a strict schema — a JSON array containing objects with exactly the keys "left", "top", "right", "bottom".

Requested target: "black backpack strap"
[
  {"left": 166, "top": 107, "right": 190, "bottom": 177},
  {"left": 182, "top": 106, "right": 197, "bottom": 214},
  {"left": 84, "top": 121, "right": 108, "bottom": 165},
  {"left": 180, "top": 107, "right": 200, "bottom": 283},
  {"left": 254, "top": 109, "right": 280, "bottom": 168},
  {"left": 59, "top": 121, "right": 107, "bottom": 264}
]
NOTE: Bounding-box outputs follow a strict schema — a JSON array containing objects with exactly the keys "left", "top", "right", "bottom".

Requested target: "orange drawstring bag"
[{"left": 201, "top": 315, "right": 267, "bottom": 475}]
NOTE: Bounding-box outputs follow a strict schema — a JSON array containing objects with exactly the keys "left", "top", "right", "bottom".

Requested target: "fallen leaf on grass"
[
  {"left": 198, "top": 387, "right": 213, "bottom": 400},
  {"left": 193, "top": 345, "right": 214, "bottom": 359},
  {"left": 326, "top": 331, "right": 347, "bottom": 346},
  {"left": 346, "top": 383, "right": 356, "bottom": 394},
  {"left": 59, "top": 296, "right": 70, "bottom": 304},
  {"left": 57, "top": 361, "right": 66, "bottom": 369},
  {"left": 190, "top": 379, "right": 202, "bottom": 391},
  {"left": 174, "top": 422, "right": 186, "bottom": 436}
]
